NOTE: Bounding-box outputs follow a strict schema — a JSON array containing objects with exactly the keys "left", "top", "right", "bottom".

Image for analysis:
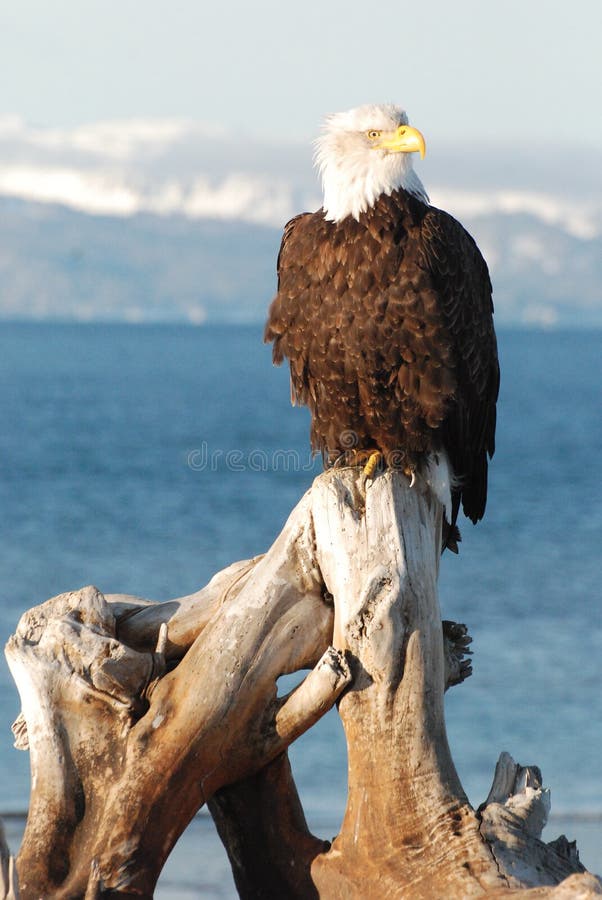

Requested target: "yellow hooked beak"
[{"left": 378, "top": 125, "right": 426, "bottom": 159}]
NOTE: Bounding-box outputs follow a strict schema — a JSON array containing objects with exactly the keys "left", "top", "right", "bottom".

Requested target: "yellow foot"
[
  {"left": 363, "top": 450, "right": 383, "bottom": 480},
  {"left": 358, "top": 450, "right": 384, "bottom": 498}
]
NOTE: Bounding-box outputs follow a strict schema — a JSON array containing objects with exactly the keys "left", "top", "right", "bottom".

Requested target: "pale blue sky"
[{"left": 0, "top": 0, "right": 600, "bottom": 147}]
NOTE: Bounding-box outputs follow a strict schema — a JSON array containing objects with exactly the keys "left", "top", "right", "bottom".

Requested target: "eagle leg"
[
  {"left": 362, "top": 450, "right": 384, "bottom": 480},
  {"left": 358, "top": 450, "right": 384, "bottom": 497}
]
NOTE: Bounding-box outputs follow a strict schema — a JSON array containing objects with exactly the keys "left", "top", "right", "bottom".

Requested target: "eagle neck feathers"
[{"left": 316, "top": 147, "right": 428, "bottom": 224}]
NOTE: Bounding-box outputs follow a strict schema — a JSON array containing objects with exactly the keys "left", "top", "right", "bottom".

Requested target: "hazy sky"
[{"left": 1, "top": 0, "right": 601, "bottom": 147}]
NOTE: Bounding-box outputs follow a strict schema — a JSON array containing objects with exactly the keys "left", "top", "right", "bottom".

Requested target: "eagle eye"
[{"left": 367, "top": 130, "right": 381, "bottom": 140}]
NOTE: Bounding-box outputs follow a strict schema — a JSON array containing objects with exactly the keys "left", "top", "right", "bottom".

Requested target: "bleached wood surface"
[{"left": 4, "top": 468, "right": 601, "bottom": 898}]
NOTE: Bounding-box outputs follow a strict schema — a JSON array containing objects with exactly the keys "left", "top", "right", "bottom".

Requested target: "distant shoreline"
[{"left": 0, "top": 318, "right": 601, "bottom": 332}]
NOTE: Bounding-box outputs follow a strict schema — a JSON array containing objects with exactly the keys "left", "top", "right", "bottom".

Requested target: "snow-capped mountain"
[{"left": 0, "top": 117, "right": 600, "bottom": 326}]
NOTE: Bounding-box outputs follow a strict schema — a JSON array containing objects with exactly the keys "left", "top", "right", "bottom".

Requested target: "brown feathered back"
[{"left": 265, "top": 188, "right": 499, "bottom": 526}]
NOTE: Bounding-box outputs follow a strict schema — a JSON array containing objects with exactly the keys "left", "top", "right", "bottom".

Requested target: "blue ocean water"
[{"left": 0, "top": 322, "right": 601, "bottom": 875}]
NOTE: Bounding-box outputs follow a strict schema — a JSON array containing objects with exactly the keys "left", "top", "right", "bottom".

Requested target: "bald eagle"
[{"left": 265, "top": 104, "right": 499, "bottom": 549}]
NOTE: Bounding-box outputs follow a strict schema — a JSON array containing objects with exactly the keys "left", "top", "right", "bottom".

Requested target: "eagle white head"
[{"left": 314, "top": 103, "right": 428, "bottom": 223}]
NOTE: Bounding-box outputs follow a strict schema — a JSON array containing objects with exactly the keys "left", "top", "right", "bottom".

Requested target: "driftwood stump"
[{"left": 4, "top": 469, "right": 601, "bottom": 898}]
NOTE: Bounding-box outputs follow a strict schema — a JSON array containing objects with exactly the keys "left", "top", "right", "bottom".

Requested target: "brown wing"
[
  {"left": 419, "top": 205, "right": 499, "bottom": 524},
  {"left": 264, "top": 210, "right": 366, "bottom": 453},
  {"left": 264, "top": 213, "right": 313, "bottom": 378},
  {"left": 264, "top": 213, "right": 309, "bottom": 406}
]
